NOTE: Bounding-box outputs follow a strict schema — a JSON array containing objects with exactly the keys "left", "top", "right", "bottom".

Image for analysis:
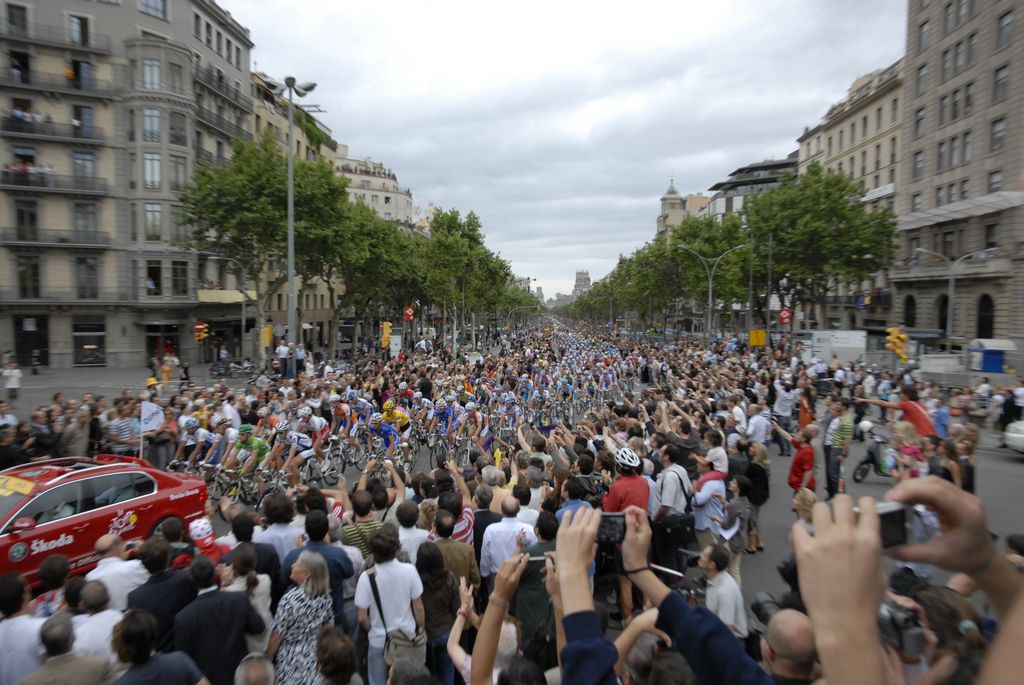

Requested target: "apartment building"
[
  {"left": 891, "top": 0, "right": 1022, "bottom": 346},
  {"left": 797, "top": 60, "right": 902, "bottom": 332},
  {"left": 698, "top": 153, "right": 798, "bottom": 222},
  {"left": 655, "top": 181, "right": 710, "bottom": 235},
  {"left": 0, "top": 0, "right": 252, "bottom": 367},
  {"left": 334, "top": 144, "right": 416, "bottom": 233}
]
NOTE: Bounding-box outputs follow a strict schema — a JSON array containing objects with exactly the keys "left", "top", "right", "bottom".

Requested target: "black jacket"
[
  {"left": 174, "top": 589, "right": 265, "bottom": 685},
  {"left": 126, "top": 569, "right": 197, "bottom": 652},
  {"left": 472, "top": 509, "right": 501, "bottom": 564},
  {"left": 224, "top": 540, "right": 283, "bottom": 610}
]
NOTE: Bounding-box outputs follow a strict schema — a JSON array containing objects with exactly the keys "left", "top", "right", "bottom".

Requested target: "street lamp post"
[
  {"left": 677, "top": 244, "right": 745, "bottom": 343},
  {"left": 914, "top": 247, "right": 994, "bottom": 349},
  {"left": 270, "top": 76, "right": 316, "bottom": 345}
]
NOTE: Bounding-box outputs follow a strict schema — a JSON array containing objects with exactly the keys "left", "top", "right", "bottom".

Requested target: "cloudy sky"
[{"left": 220, "top": 0, "right": 906, "bottom": 298}]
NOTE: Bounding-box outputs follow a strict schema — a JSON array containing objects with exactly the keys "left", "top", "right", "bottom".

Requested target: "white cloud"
[{"left": 221, "top": 0, "right": 906, "bottom": 298}]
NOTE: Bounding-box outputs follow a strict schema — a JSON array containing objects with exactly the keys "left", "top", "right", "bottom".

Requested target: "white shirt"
[
  {"left": 730, "top": 405, "right": 747, "bottom": 430},
  {"left": 354, "top": 560, "right": 423, "bottom": 649},
  {"left": 706, "top": 571, "right": 748, "bottom": 638},
  {"left": 2, "top": 368, "right": 22, "bottom": 389},
  {"left": 73, "top": 608, "right": 123, "bottom": 663},
  {"left": 0, "top": 412, "right": 16, "bottom": 429},
  {"left": 517, "top": 507, "right": 539, "bottom": 527},
  {"left": 399, "top": 525, "right": 430, "bottom": 565},
  {"left": 746, "top": 414, "right": 770, "bottom": 444},
  {"left": 84, "top": 557, "right": 148, "bottom": 611},
  {"left": 655, "top": 464, "right": 692, "bottom": 515},
  {"left": 0, "top": 614, "right": 44, "bottom": 685},
  {"left": 276, "top": 344, "right": 289, "bottom": 359},
  {"left": 253, "top": 523, "right": 305, "bottom": 563},
  {"left": 480, "top": 517, "right": 537, "bottom": 577}
]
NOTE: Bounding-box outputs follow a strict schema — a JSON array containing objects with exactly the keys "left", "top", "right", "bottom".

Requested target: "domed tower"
[{"left": 657, "top": 179, "right": 685, "bottom": 235}]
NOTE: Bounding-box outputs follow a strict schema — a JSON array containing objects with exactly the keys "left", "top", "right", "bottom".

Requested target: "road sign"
[
  {"left": 404, "top": 306, "right": 415, "bottom": 321},
  {"left": 779, "top": 308, "right": 792, "bottom": 325},
  {"left": 194, "top": 321, "right": 206, "bottom": 333},
  {"left": 749, "top": 329, "right": 766, "bottom": 346}
]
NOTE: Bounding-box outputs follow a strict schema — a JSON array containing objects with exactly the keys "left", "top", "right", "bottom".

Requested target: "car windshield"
[{"left": 0, "top": 476, "right": 34, "bottom": 522}]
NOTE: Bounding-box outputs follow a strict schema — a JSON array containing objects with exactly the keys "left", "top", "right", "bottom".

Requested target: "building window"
[
  {"left": 875, "top": 143, "right": 881, "bottom": 170},
  {"left": 961, "top": 179, "right": 970, "bottom": 199},
  {"left": 904, "top": 295, "right": 917, "bottom": 328},
  {"left": 916, "top": 64, "right": 928, "bottom": 96},
  {"left": 935, "top": 187, "right": 944, "bottom": 206},
  {"left": 942, "top": 49, "right": 951, "bottom": 81},
  {"left": 371, "top": 194, "right": 379, "bottom": 203},
  {"left": 860, "top": 150, "right": 866, "bottom": 176},
  {"left": 15, "top": 200, "right": 37, "bottom": 238},
  {"left": 954, "top": 41, "right": 965, "bottom": 74},
  {"left": 69, "top": 15, "right": 89, "bottom": 47},
  {"left": 172, "top": 261, "right": 188, "bottom": 296},
  {"left": 991, "top": 118, "right": 1006, "bottom": 151},
  {"left": 919, "top": 20, "right": 930, "bottom": 51},
  {"left": 144, "top": 203, "right": 162, "bottom": 241},
  {"left": 146, "top": 261, "right": 163, "bottom": 296},
  {"left": 988, "top": 170, "right": 1003, "bottom": 192},
  {"left": 17, "top": 256, "right": 40, "bottom": 298},
  {"left": 914, "top": 107, "right": 925, "bottom": 137},
  {"left": 276, "top": 293, "right": 283, "bottom": 311},
  {"left": 911, "top": 193, "right": 923, "bottom": 211},
  {"left": 950, "top": 136, "right": 960, "bottom": 166},
  {"left": 205, "top": 22, "right": 212, "bottom": 47},
  {"left": 169, "top": 63, "right": 183, "bottom": 93},
  {"left": 72, "top": 151, "right": 95, "bottom": 177},
  {"left": 891, "top": 136, "right": 897, "bottom": 164},
  {"left": 216, "top": 30, "right": 222, "bottom": 55},
  {"left": 169, "top": 206, "right": 186, "bottom": 242},
  {"left": 993, "top": 65, "right": 1009, "bottom": 103},
  {"left": 967, "top": 32, "right": 977, "bottom": 66},
  {"left": 74, "top": 203, "right": 97, "bottom": 236},
  {"left": 143, "top": 108, "right": 160, "bottom": 142},
  {"left": 942, "top": 230, "right": 956, "bottom": 257},
  {"left": 169, "top": 112, "right": 186, "bottom": 146},
  {"left": 977, "top": 295, "right": 995, "bottom": 339},
  {"left": 947, "top": 183, "right": 955, "bottom": 204},
  {"left": 998, "top": 10, "right": 1014, "bottom": 49},
  {"left": 140, "top": 0, "right": 167, "bottom": 20},
  {"left": 72, "top": 317, "right": 106, "bottom": 367},
  {"left": 235, "top": 46, "right": 241, "bottom": 67},
  {"left": 142, "top": 59, "right": 160, "bottom": 89},
  {"left": 839, "top": 129, "right": 844, "bottom": 151},
  {"left": 851, "top": 121, "right": 856, "bottom": 144},
  {"left": 130, "top": 203, "right": 137, "bottom": 241},
  {"left": 964, "top": 81, "right": 974, "bottom": 114},
  {"left": 891, "top": 97, "right": 899, "bottom": 123},
  {"left": 944, "top": 2, "right": 954, "bottom": 33},
  {"left": 143, "top": 153, "right": 160, "bottom": 189},
  {"left": 169, "top": 155, "right": 187, "bottom": 191},
  {"left": 963, "top": 130, "right": 972, "bottom": 161},
  {"left": 984, "top": 222, "right": 998, "bottom": 248},
  {"left": 912, "top": 150, "right": 924, "bottom": 180},
  {"left": 194, "top": 12, "right": 201, "bottom": 37},
  {"left": 876, "top": 107, "right": 882, "bottom": 131},
  {"left": 938, "top": 95, "right": 947, "bottom": 126},
  {"left": 951, "top": 89, "right": 960, "bottom": 119},
  {"left": 76, "top": 257, "right": 98, "bottom": 299}
]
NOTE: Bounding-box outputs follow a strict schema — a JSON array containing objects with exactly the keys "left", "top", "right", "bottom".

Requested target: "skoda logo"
[{"left": 8, "top": 542, "right": 28, "bottom": 563}]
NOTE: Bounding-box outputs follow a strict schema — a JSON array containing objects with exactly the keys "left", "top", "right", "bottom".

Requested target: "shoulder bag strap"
[{"left": 367, "top": 568, "right": 389, "bottom": 633}]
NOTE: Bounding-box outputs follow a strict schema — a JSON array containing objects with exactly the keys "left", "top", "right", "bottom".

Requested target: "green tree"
[{"left": 743, "top": 162, "right": 896, "bottom": 327}]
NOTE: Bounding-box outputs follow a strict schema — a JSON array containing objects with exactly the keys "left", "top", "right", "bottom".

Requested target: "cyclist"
[
  {"left": 226, "top": 423, "right": 270, "bottom": 472},
  {"left": 366, "top": 412, "right": 400, "bottom": 460},
  {"left": 203, "top": 417, "right": 238, "bottom": 466},
  {"left": 381, "top": 398, "right": 412, "bottom": 442},
  {"left": 282, "top": 422, "right": 317, "bottom": 485},
  {"left": 464, "top": 401, "right": 491, "bottom": 450},
  {"left": 255, "top": 406, "right": 279, "bottom": 436},
  {"left": 298, "top": 405, "right": 330, "bottom": 443},
  {"left": 329, "top": 393, "right": 352, "bottom": 434},
  {"left": 176, "top": 417, "right": 213, "bottom": 464}
]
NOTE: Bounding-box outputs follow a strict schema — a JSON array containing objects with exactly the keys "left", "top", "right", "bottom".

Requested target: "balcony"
[
  {"left": 0, "top": 71, "right": 117, "bottom": 99},
  {"left": 195, "top": 66, "right": 253, "bottom": 111},
  {"left": 1, "top": 117, "right": 106, "bottom": 144},
  {"left": 196, "top": 149, "right": 214, "bottom": 165},
  {"left": 0, "top": 21, "right": 112, "bottom": 53},
  {"left": 195, "top": 106, "right": 252, "bottom": 141},
  {"left": 824, "top": 291, "right": 892, "bottom": 309},
  {"left": 0, "top": 289, "right": 135, "bottom": 304},
  {"left": 0, "top": 228, "right": 110, "bottom": 248},
  {"left": 0, "top": 170, "right": 108, "bottom": 195},
  {"left": 889, "top": 254, "right": 1013, "bottom": 283}
]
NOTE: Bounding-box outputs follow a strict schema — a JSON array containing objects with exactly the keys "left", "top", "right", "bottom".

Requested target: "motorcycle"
[
  {"left": 853, "top": 420, "right": 891, "bottom": 483},
  {"left": 227, "top": 360, "right": 256, "bottom": 378}
]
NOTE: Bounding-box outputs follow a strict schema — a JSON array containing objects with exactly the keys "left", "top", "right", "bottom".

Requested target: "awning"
[
  {"left": 134, "top": 320, "right": 183, "bottom": 326},
  {"left": 898, "top": 191, "right": 1024, "bottom": 231},
  {"left": 969, "top": 338, "right": 1017, "bottom": 351}
]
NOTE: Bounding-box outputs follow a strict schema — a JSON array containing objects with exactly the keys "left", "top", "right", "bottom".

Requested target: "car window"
[
  {"left": 16, "top": 483, "right": 86, "bottom": 526},
  {"left": 91, "top": 473, "right": 142, "bottom": 508},
  {"left": 130, "top": 473, "right": 156, "bottom": 498}
]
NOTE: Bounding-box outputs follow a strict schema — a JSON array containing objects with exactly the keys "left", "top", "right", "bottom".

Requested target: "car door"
[
  {"left": 83, "top": 471, "right": 158, "bottom": 543},
  {"left": 2, "top": 481, "right": 90, "bottom": 580}
]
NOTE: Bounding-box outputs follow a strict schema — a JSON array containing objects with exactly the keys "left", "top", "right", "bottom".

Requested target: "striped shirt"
[
  {"left": 428, "top": 506, "right": 475, "bottom": 546},
  {"left": 340, "top": 520, "right": 383, "bottom": 559},
  {"left": 109, "top": 417, "right": 136, "bottom": 452},
  {"left": 831, "top": 414, "right": 854, "bottom": 450}
]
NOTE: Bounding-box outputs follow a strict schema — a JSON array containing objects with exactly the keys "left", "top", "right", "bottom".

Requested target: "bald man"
[
  {"left": 761, "top": 609, "right": 817, "bottom": 685},
  {"left": 84, "top": 534, "right": 148, "bottom": 610}
]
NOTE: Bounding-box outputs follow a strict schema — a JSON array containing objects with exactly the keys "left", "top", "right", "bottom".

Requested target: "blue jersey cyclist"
[{"left": 367, "top": 412, "right": 400, "bottom": 458}]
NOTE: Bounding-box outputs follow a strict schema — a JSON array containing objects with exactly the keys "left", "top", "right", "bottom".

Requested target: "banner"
[{"left": 140, "top": 401, "right": 164, "bottom": 433}]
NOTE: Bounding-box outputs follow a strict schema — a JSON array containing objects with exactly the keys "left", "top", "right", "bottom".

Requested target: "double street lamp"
[
  {"left": 913, "top": 246, "right": 995, "bottom": 349},
  {"left": 269, "top": 76, "right": 316, "bottom": 345},
  {"left": 676, "top": 244, "right": 745, "bottom": 342}
]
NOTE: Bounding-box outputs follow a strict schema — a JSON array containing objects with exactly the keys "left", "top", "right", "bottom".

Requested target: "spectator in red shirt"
[
  {"left": 774, "top": 421, "right": 817, "bottom": 494},
  {"left": 857, "top": 385, "right": 936, "bottom": 438},
  {"left": 600, "top": 447, "right": 649, "bottom": 624}
]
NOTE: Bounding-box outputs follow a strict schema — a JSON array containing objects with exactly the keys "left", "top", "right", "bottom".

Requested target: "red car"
[{"left": 0, "top": 455, "right": 207, "bottom": 585}]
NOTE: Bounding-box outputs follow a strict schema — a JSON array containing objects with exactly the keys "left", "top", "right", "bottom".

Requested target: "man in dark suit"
[
  {"left": 174, "top": 556, "right": 265, "bottom": 685},
  {"left": 281, "top": 510, "right": 353, "bottom": 625},
  {"left": 471, "top": 483, "right": 502, "bottom": 565},
  {"left": 127, "top": 536, "right": 197, "bottom": 651},
  {"left": 223, "top": 509, "right": 283, "bottom": 609}
]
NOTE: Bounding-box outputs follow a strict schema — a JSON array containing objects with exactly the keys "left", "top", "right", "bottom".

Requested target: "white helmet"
[
  {"left": 436, "top": 399, "right": 448, "bottom": 408},
  {"left": 614, "top": 447, "right": 641, "bottom": 470},
  {"left": 297, "top": 406, "right": 313, "bottom": 419},
  {"left": 329, "top": 393, "right": 342, "bottom": 403},
  {"left": 370, "top": 412, "right": 383, "bottom": 424},
  {"left": 413, "top": 391, "right": 423, "bottom": 400},
  {"left": 399, "top": 382, "right": 408, "bottom": 391},
  {"left": 466, "top": 402, "right": 477, "bottom": 412},
  {"left": 858, "top": 420, "right": 874, "bottom": 435}
]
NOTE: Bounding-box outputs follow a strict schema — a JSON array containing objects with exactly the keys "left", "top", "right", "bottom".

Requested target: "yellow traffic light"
[
  {"left": 885, "top": 326, "right": 909, "bottom": 363},
  {"left": 381, "top": 321, "right": 392, "bottom": 349}
]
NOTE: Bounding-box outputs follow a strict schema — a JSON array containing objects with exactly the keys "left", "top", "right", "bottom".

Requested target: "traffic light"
[
  {"left": 194, "top": 321, "right": 209, "bottom": 343},
  {"left": 381, "top": 321, "right": 392, "bottom": 349},
  {"left": 885, "top": 326, "right": 909, "bottom": 363}
]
